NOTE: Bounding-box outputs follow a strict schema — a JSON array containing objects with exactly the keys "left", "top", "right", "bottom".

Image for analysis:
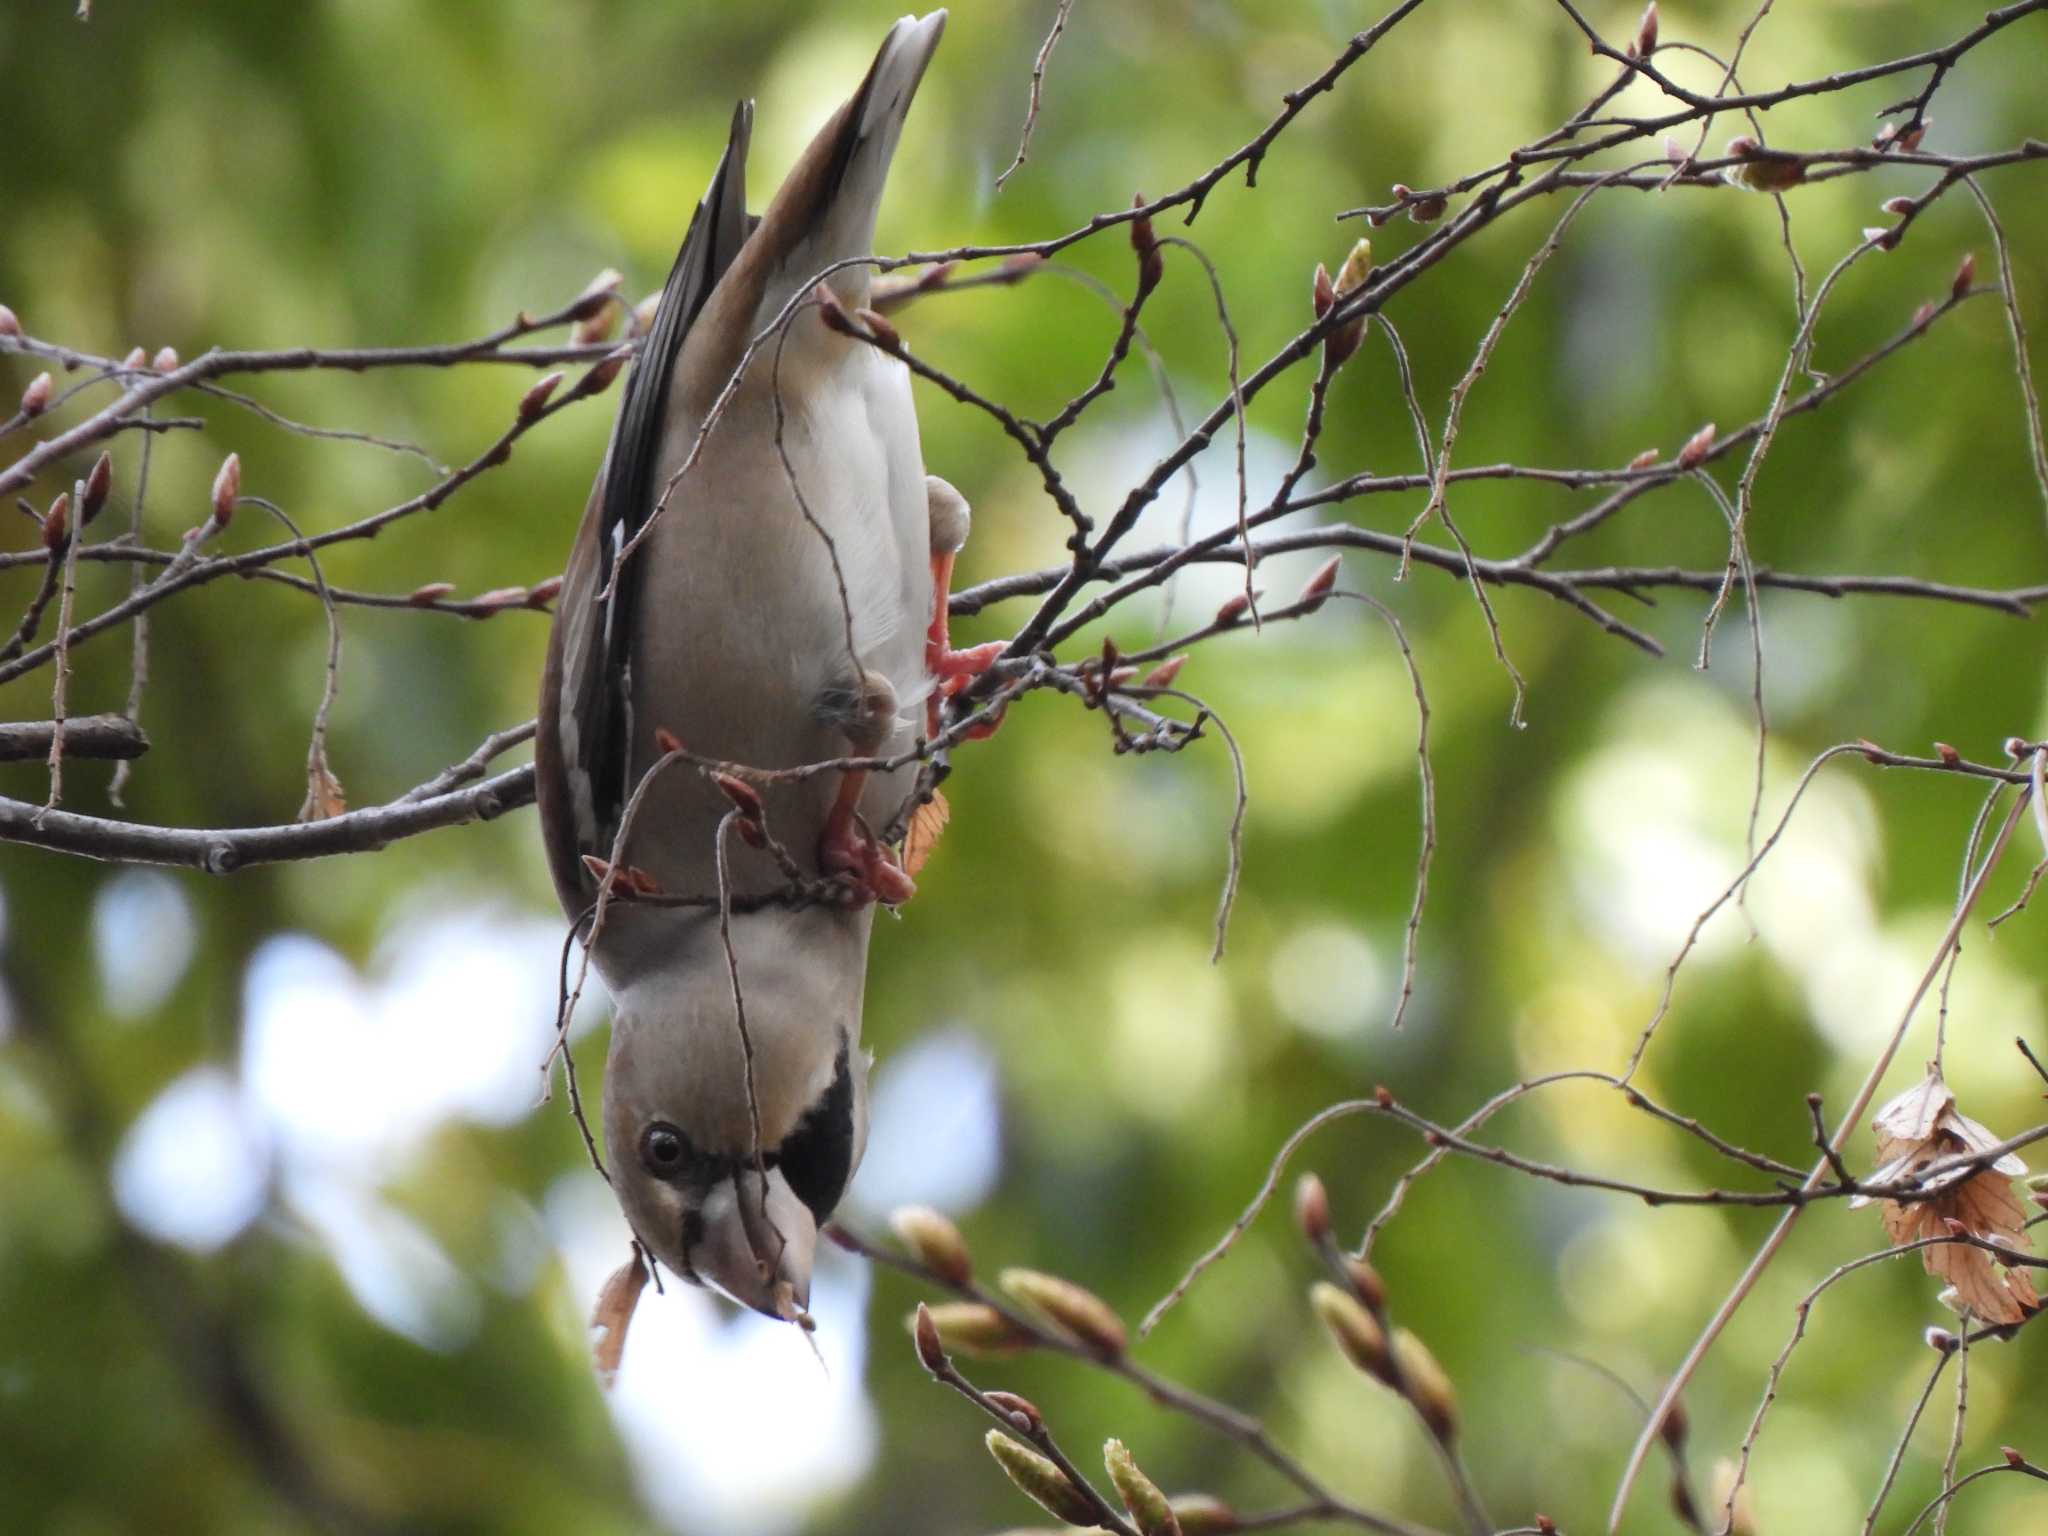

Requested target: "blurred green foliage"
[{"left": 3, "top": 1, "right": 2047, "bottom": 1532}]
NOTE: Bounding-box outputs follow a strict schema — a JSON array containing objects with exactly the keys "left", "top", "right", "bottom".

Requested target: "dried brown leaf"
[
  {"left": 903, "top": 789, "right": 950, "bottom": 877},
  {"left": 591, "top": 1252, "right": 649, "bottom": 1387}
]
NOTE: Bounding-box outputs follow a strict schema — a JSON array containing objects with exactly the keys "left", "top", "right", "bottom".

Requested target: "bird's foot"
[
  {"left": 925, "top": 641, "right": 1007, "bottom": 739},
  {"left": 819, "top": 812, "right": 916, "bottom": 908}
]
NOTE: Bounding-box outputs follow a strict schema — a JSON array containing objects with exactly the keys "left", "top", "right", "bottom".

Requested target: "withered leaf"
[
  {"left": 591, "top": 1252, "right": 650, "bottom": 1388},
  {"left": 298, "top": 755, "right": 347, "bottom": 823},
  {"left": 902, "top": 789, "right": 950, "bottom": 877}
]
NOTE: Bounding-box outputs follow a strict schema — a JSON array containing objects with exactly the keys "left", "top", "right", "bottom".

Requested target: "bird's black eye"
[{"left": 641, "top": 1122, "right": 688, "bottom": 1176}]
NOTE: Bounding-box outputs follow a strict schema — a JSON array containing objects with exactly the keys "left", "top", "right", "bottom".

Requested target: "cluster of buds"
[
  {"left": 1310, "top": 237, "right": 1373, "bottom": 368},
  {"left": 1302, "top": 1180, "right": 1458, "bottom": 1447}
]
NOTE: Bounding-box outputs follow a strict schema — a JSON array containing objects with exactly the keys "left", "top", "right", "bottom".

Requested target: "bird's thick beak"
[{"left": 691, "top": 1167, "right": 819, "bottom": 1321}]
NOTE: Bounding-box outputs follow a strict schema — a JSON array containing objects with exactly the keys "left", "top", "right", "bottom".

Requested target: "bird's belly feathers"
[{"left": 623, "top": 342, "right": 931, "bottom": 893}]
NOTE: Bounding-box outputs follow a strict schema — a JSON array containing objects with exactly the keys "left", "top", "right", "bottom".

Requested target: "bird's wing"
[{"left": 536, "top": 101, "right": 753, "bottom": 912}]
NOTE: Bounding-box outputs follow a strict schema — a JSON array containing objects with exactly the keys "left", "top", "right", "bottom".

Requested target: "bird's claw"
[{"left": 820, "top": 815, "right": 916, "bottom": 908}]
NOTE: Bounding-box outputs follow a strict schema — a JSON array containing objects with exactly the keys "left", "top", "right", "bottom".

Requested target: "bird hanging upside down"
[{"left": 535, "top": 10, "right": 989, "bottom": 1322}]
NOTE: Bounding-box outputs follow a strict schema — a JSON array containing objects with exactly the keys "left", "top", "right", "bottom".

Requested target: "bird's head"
[{"left": 600, "top": 908, "right": 873, "bottom": 1320}]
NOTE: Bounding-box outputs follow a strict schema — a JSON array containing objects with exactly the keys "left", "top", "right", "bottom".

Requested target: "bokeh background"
[{"left": 3, "top": 1, "right": 2047, "bottom": 1531}]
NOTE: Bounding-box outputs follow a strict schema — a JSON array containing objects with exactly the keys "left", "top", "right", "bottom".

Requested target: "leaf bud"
[
  {"left": 911, "top": 1301, "right": 948, "bottom": 1374},
  {"left": 1105, "top": 1440, "right": 1181, "bottom": 1536},
  {"left": 81, "top": 450, "right": 113, "bottom": 524},
  {"left": 1391, "top": 1328, "right": 1458, "bottom": 1444},
  {"left": 0, "top": 304, "right": 18, "bottom": 338},
  {"left": 1309, "top": 1280, "right": 1393, "bottom": 1384},
  {"left": 1341, "top": 1254, "right": 1386, "bottom": 1312},
  {"left": 1139, "top": 654, "right": 1186, "bottom": 690},
  {"left": 518, "top": 370, "right": 564, "bottom": 421},
  {"left": 986, "top": 1431, "right": 1098, "bottom": 1528},
  {"left": 210, "top": 452, "right": 240, "bottom": 527},
  {"left": 1213, "top": 591, "right": 1252, "bottom": 627},
  {"left": 712, "top": 771, "right": 765, "bottom": 824},
  {"left": 1169, "top": 1495, "right": 1239, "bottom": 1534},
  {"left": 566, "top": 268, "right": 623, "bottom": 325},
  {"left": 1295, "top": 555, "right": 1342, "bottom": 613},
  {"left": 526, "top": 575, "right": 563, "bottom": 607},
  {"left": 983, "top": 1390, "right": 1042, "bottom": 1434},
  {"left": 407, "top": 582, "right": 456, "bottom": 605},
  {"left": 473, "top": 585, "right": 528, "bottom": 609},
  {"left": 1131, "top": 193, "right": 1164, "bottom": 299},
  {"left": 1627, "top": 447, "right": 1660, "bottom": 470},
  {"left": 152, "top": 346, "right": 179, "bottom": 373},
  {"left": 890, "top": 1204, "right": 974, "bottom": 1286},
  {"left": 1294, "top": 1173, "right": 1331, "bottom": 1245},
  {"left": 1325, "top": 238, "right": 1373, "bottom": 366},
  {"left": 21, "top": 371, "right": 52, "bottom": 416},
  {"left": 853, "top": 306, "right": 902, "bottom": 352},
  {"left": 121, "top": 346, "right": 148, "bottom": 371},
  {"left": 1632, "top": 1, "right": 1658, "bottom": 55},
  {"left": 1951, "top": 251, "right": 1977, "bottom": 301},
  {"left": 1676, "top": 421, "right": 1716, "bottom": 469},
  {"left": 916, "top": 1301, "right": 1030, "bottom": 1358},
  {"left": 999, "top": 1268, "right": 1127, "bottom": 1358},
  {"left": 41, "top": 492, "right": 70, "bottom": 552},
  {"left": 629, "top": 292, "right": 661, "bottom": 340},
  {"left": 582, "top": 345, "right": 630, "bottom": 394}
]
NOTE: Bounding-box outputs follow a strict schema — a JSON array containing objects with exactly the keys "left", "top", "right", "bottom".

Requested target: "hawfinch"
[{"left": 536, "top": 11, "right": 988, "bottom": 1320}]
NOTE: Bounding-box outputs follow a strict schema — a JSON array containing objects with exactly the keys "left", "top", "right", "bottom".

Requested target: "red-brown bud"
[
  {"left": 853, "top": 306, "right": 902, "bottom": 352},
  {"left": 210, "top": 452, "right": 241, "bottom": 527},
  {"left": 712, "top": 772, "right": 766, "bottom": 823},
  {"left": 0, "top": 304, "right": 18, "bottom": 339},
  {"left": 582, "top": 346, "right": 630, "bottom": 395},
  {"left": 653, "top": 727, "right": 686, "bottom": 756},
  {"left": 41, "top": 492, "right": 71, "bottom": 552},
  {"left": 1295, "top": 1172, "right": 1331, "bottom": 1244},
  {"left": 2002, "top": 1446, "right": 2027, "bottom": 1469},
  {"left": 911, "top": 1301, "right": 948, "bottom": 1374},
  {"left": 1139, "top": 654, "right": 1187, "bottom": 690},
  {"left": 81, "top": 450, "right": 113, "bottom": 524},
  {"left": 1131, "top": 193, "right": 1164, "bottom": 299},
  {"left": 1897, "top": 122, "right": 1927, "bottom": 153},
  {"left": 473, "top": 585, "right": 527, "bottom": 609},
  {"left": 518, "top": 371, "right": 564, "bottom": 421},
  {"left": 1632, "top": 0, "right": 1658, "bottom": 55},
  {"left": 1213, "top": 591, "right": 1252, "bottom": 627},
  {"left": 1676, "top": 421, "right": 1716, "bottom": 469},
  {"left": 1342, "top": 1255, "right": 1387, "bottom": 1312},
  {"left": 982, "top": 1390, "right": 1041, "bottom": 1433},
  {"left": 1311, "top": 262, "right": 1335, "bottom": 321},
  {"left": 526, "top": 575, "right": 563, "bottom": 608},
  {"left": 566, "top": 268, "right": 623, "bottom": 326},
  {"left": 1627, "top": 447, "right": 1660, "bottom": 470},
  {"left": 628, "top": 292, "right": 660, "bottom": 340},
  {"left": 21, "top": 371, "right": 52, "bottom": 416},
  {"left": 1951, "top": 251, "right": 1977, "bottom": 301},
  {"left": 407, "top": 582, "right": 456, "bottom": 605},
  {"left": 1295, "top": 554, "right": 1342, "bottom": 613}
]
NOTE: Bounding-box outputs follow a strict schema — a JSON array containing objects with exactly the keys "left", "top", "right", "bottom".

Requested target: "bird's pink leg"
[
  {"left": 818, "top": 767, "right": 915, "bottom": 907},
  {"left": 925, "top": 548, "right": 1006, "bottom": 739}
]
